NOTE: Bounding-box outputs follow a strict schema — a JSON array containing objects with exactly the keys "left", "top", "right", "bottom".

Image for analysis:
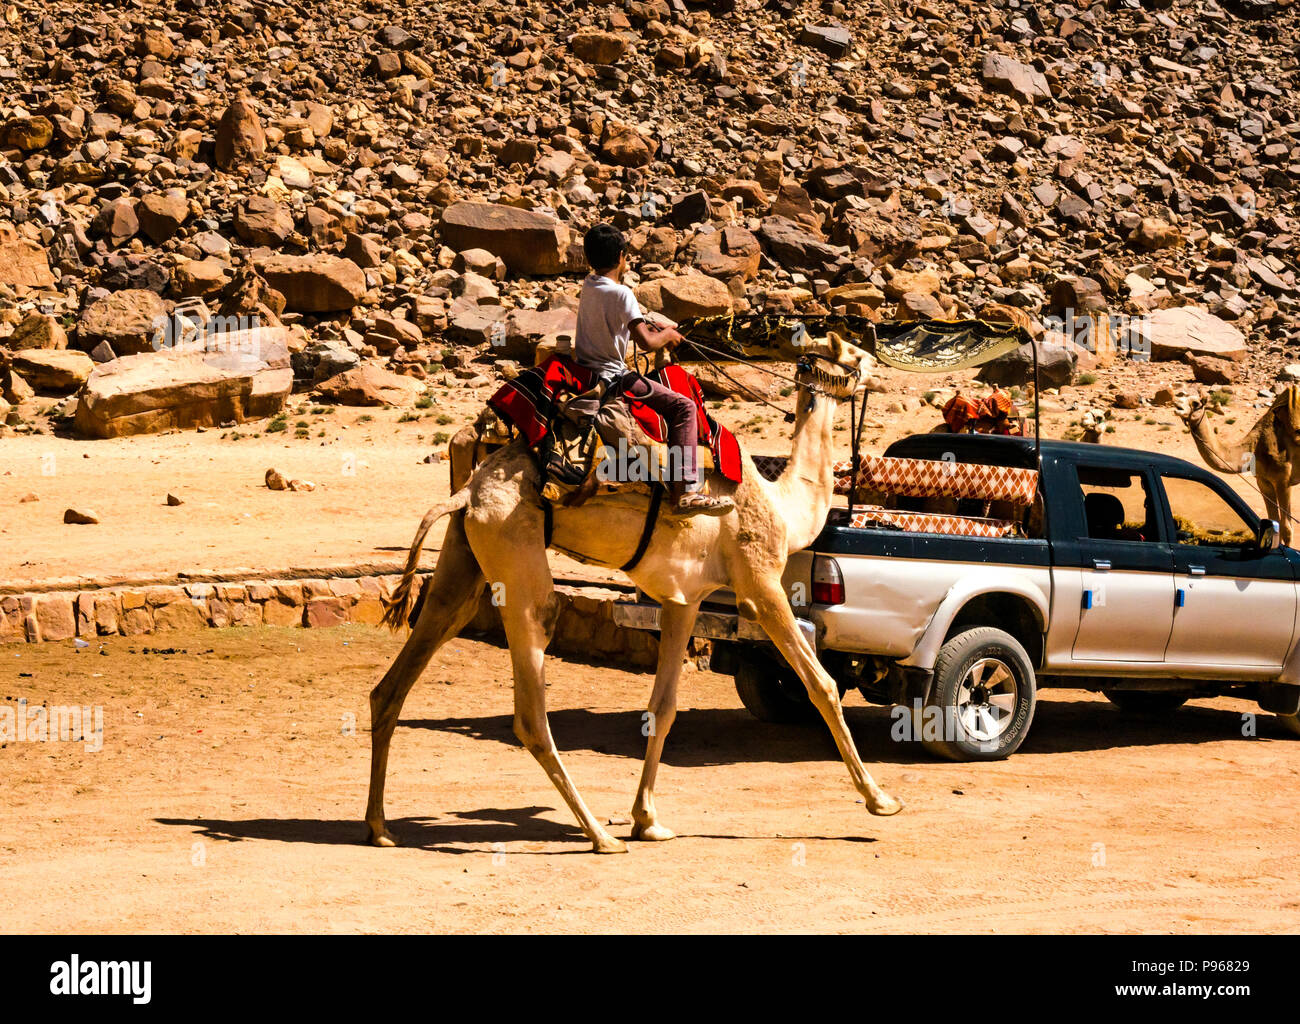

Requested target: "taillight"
[{"left": 811, "top": 555, "right": 845, "bottom": 605}]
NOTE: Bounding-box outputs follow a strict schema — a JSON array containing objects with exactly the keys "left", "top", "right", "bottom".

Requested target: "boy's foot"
[{"left": 670, "top": 492, "right": 734, "bottom": 517}]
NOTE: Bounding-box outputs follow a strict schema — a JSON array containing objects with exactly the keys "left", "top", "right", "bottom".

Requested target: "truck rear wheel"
[
  {"left": 921, "top": 627, "right": 1036, "bottom": 761},
  {"left": 734, "top": 656, "right": 816, "bottom": 724},
  {"left": 1104, "top": 691, "right": 1189, "bottom": 715},
  {"left": 1278, "top": 713, "right": 1300, "bottom": 738}
]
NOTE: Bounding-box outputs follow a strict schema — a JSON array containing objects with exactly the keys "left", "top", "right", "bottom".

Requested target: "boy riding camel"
[{"left": 573, "top": 223, "right": 733, "bottom": 517}]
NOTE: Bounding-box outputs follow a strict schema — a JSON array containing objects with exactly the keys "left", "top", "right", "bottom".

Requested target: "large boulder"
[
  {"left": 252, "top": 254, "right": 366, "bottom": 313},
  {"left": 1140, "top": 305, "right": 1248, "bottom": 362},
  {"left": 570, "top": 30, "right": 627, "bottom": 64},
  {"left": 77, "top": 289, "right": 168, "bottom": 356},
  {"left": 292, "top": 341, "right": 361, "bottom": 384},
  {"left": 501, "top": 307, "right": 577, "bottom": 361},
  {"left": 5, "top": 312, "right": 67, "bottom": 350},
  {"left": 234, "top": 195, "right": 294, "bottom": 246},
  {"left": 9, "top": 349, "right": 95, "bottom": 393},
  {"left": 799, "top": 25, "right": 852, "bottom": 58},
  {"left": 214, "top": 92, "right": 266, "bottom": 171},
  {"left": 756, "top": 216, "right": 842, "bottom": 274},
  {"left": 686, "top": 226, "right": 761, "bottom": 286},
  {"left": 73, "top": 328, "right": 291, "bottom": 438},
  {"left": 1129, "top": 217, "right": 1184, "bottom": 252},
  {"left": 2, "top": 115, "right": 54, "bottom": 150},
  {"left": 600, "top": 121, "right": 657, "bottom": 168},
  {"left": 0, "top": 224, "right": 55, "bottom": 292},
  {"left": 312, "top": 363, "right": 423, "bottom": 407},
  {"left": 981, "top": 52, "right": 1052, "bottom": 103},
  {"left": 90, "top": 198, "right": 139, "bottom": 247},
  {"left": 438, "top": 202, "right": 571, "bottom": 276},
  {"left": 659, "top": 274, "right": 734, "bottom": 320},
  {"left": 977, "top": 341, "right": 1077, "bottom": 389},
  {"left": 136, "top": 192, "right": 189, "bottom": 243}
]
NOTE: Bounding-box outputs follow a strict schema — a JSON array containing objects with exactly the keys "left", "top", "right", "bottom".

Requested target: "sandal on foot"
[{"left": 671, "top": 492, "right": 734, "bottom": 517}]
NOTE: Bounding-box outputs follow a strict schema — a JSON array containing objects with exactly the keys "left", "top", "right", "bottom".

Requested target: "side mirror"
[{"left": 1259, "top": 518, "right": 1282, "bottom": 552}]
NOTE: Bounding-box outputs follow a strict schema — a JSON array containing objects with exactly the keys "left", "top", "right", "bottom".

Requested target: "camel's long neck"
[
  {"left": 773, "top": 387, "right": 841, "bottom": 555},
  {"left": 1186, "top": 410, "right": 1254, "bottom": 474}
]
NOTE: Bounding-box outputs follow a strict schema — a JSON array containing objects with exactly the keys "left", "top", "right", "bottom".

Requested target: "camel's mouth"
[{"left": 795, "top": 359, "right": 860, "bottom": 399}]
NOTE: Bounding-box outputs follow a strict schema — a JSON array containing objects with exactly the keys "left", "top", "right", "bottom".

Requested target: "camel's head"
[
  {"left": 1281, "top": 386, "right": 1300, "bottom": 444},
  {"left": 795, "top": 330, "right": 884, "bottom": 400},
  {"left": 1174, "top": 393, "right": 1208, "bottom": 423}
]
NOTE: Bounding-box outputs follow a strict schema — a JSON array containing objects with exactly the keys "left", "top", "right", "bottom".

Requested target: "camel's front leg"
[
  {"left": 1276, "top": 477, "right": 1293, "bottom": 547},
  {"left": 470, "top": 518, "right": 627, "bottom": 854},
  {"left": 1258, "top": 471, "right": 1290, "bottom": 547},
  {"left": 631, "top": 599, "right": 700, "bottom": 842},
  {"left": 743, "top": 578, "right": 901, "bottom": 816}
]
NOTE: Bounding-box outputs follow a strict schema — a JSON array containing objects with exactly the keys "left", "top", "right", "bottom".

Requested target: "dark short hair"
[{"left": 583, "top": 223, "right": 625, "bottom": 271}]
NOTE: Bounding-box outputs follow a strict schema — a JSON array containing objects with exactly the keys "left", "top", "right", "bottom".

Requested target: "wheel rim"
[{"left": 956, "top": 657, "right": 1018, "bottom": 742}]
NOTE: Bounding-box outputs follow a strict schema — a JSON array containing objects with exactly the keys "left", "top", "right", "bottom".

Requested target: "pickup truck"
[{"left": 613, "top": 432, "right": 1300, "bottom": 760}]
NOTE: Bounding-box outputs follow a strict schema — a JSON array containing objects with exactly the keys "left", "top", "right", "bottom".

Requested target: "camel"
[
  {"left": 365, "top": 331, "right": 903, "bottom": 854},
  {"left": 1177, "top": 387, "right": 1300, "bottom": 546}
]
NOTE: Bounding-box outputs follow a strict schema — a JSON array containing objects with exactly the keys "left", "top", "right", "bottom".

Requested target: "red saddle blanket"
[{"left": 488, "top": 354, "right": 744, "bottom": 483}]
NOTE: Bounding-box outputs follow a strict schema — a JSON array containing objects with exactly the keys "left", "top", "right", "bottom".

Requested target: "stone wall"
[{"left": 0, "top": 573, "right": 660, "bottom": 667}]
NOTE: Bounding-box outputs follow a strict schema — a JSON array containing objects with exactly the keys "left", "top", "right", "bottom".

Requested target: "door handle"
[
  {"left": 1189, "top": 565, "right": 1206, "bottom": 576},
  {"left": 1092, "top": 559, "right": 1111, "bottom": 571}
]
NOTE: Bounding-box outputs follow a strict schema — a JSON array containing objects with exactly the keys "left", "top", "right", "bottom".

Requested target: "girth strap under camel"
[{"left": 620, "top": 485, "right": 664, "bottom": 573}]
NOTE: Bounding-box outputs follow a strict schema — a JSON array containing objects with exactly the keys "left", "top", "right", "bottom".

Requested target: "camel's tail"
[{"left": 380, "top": 489, "right": 472, "bottom": 632}]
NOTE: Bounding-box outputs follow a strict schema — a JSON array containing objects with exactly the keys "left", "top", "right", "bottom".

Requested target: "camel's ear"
[{"left": 824, "top": 330, "right": 846, "bottom": 362}]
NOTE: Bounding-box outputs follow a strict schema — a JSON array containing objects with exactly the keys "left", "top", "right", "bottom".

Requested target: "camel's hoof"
[
  {"left": 593, "top": 835, "right": 629, "bottom": 854},
  {"left": 630, "top": 822, "right": 676, "bottom": 842},
  {"left": 369, "top": 827, "right": 399, "bottom": 847},
  {"left": 869, "top": 793, "right": 903, "bottom": 817}
]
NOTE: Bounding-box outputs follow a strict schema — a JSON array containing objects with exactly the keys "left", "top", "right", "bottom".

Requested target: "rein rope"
[{"left": 677, "top": 336, "right": 860, "bottom": 422}]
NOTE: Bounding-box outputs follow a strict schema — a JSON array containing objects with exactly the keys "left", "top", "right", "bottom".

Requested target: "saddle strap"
[{"left": 620, "top": 484, "right": 664, "bottom": 573}]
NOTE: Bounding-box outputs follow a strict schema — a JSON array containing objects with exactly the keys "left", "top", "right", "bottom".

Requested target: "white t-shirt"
[{"left": 574, "top": 273, "right": 644, "bottom": 380}]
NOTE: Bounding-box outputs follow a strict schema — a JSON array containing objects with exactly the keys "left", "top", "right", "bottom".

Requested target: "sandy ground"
[
  {"left": 1, "top": 625, "right": 1297, "bottom": 934},
  {"left": 0, "top": 361, "right": 1274, "bottom": 589}
]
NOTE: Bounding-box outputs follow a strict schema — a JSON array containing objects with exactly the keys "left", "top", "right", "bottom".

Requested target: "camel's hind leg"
[
  {"left": 739, "top": 575, "right": 901, "bottom": 817},
  {"left": 366, "top": 513, "right": 485, "bottom": 846},
  {"left": 630, "top": 600, "right": 700, "bottom": 842},
  {"left": 467, "top": 513, "right": 627, "bottom": 854}
]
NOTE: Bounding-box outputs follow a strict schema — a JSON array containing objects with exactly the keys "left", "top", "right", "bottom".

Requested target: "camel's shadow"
[
  {"left": 155, "top": 806, "right": 589, "bottom": 854},
  {"left": 401, "top": 698, "right": 1272, "bottom": 765},
  {"left": 153, "top": 699, "right": 1280, "bottom": 853},
  {"left": 154, "top": 806, "right": 876, "bottom": 852}
]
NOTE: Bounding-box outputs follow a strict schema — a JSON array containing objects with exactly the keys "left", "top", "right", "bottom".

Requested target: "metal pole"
[{"left": 1031, "top": 332, "right": 1042, "bottom": 465}]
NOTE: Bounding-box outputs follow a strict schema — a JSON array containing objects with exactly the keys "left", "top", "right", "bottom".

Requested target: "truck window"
[
  {"left": 1074, "top": 466, "right": 1159, "bottom": 542},
  {"left": 1162, "top": 475, "right": 1257, "bottom": 549}
]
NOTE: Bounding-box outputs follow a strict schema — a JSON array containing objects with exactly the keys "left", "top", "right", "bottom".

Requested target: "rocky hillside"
[{"left": 1, "top": 0, "right": 1297, "bottom": 433}]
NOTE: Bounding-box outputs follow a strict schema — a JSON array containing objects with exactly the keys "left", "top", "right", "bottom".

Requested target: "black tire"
[
  {"left": 1104, "top": 691, "right": 1189, "bottom": 715},
  {"left": 734, "top": 655, "right": 817, "bottom": 724},
  {"left": 920, "top": 626, "right": 1037, "bottom": 761},
  {"left": 1276, "top": 713, "right": 1300, "bottom": 738}
]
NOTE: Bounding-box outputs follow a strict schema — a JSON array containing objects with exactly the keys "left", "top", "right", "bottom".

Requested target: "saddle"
[{"left": 488, "top": 354, "right": 742, "bottom": 506}]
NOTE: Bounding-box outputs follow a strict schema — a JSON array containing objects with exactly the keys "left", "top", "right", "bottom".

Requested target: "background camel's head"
[
  {"left": 796, "top": 330, "right": 884, "bottom": 398},
  {"left": 1174, "top": 392, "right": 1209, "bottom": 423},
  {"left": 1281, "top": 386, "right": 1300, "bottom": 445}
]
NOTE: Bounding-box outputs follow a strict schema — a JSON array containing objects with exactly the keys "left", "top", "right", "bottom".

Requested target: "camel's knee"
[
  {"left": 646, "top": 705, "right": 676, "bottom": 738},
  {"left": 513, "top": 714, "right": 550, "bottom": 757},
  {"left": 799, "top": 669, "right": 840, "bottom": 708},
  {"left": 537, "top": 593, "right": 561, "bottom": 639}
]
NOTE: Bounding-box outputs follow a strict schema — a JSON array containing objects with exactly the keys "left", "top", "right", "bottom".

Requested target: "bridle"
[{"left": 795, "top": 353, "right": 860, "bottom": 400}]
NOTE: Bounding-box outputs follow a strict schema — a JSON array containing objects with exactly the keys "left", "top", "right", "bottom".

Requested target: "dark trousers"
[{"left": 614, "top": 372, "right": 699, "bottom": 488}]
